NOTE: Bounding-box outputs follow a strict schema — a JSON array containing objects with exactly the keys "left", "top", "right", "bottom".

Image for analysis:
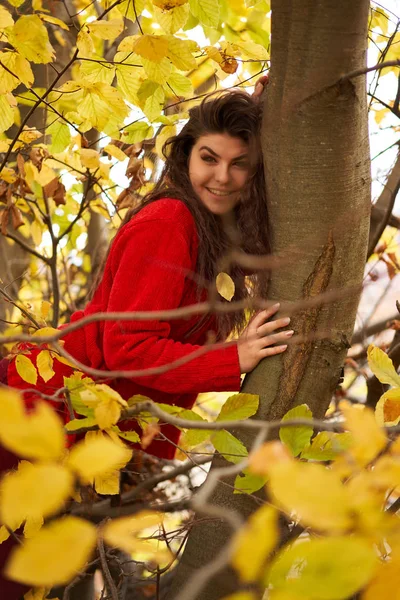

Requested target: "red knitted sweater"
[{"left": 7, "top": 199, "right": 241, "bottom": 459}]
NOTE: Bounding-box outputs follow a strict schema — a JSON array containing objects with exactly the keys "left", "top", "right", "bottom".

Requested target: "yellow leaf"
[
  {"left": 189, "top": 0, "right": 220, "bottom": 28},
  {"left": 32, "top": 326, "right": 59, "bottom": 339},
  {"left": 24, "top": 587, "right": 50, "bottom": 600},
  {"left": 363, "top": 554, "right": 400, "bottom": 600},
  {"left": 23, "top": 515, "right": 43, "bottom": 539},
  {"left": 78, "top": 58, "right": 116, "bottom": 85},
  {"left": 38, "top": 14, "right": 69, "bottom": 31},
  {"left": 232, "top": 40, "right": 269, "bottom": 61},
  {"left": 0, "top": 525, "right": 11, "bottom": 544},
  {"left": 77, "top": 29, "right": 95, "bottom": 57},
  {"left": 115, "top": 54, "right": 144, "bottom": 104},
  {"left": 0, "top": 394, "right": 66, "bottom": 461},
  {"left": 40, "top": 300, "right": 51, "bottom": 319},
  {"left": 248, "top": 441, "right": 292, "bottom": 476},
  {"left": 267, "top": 460, "right": 352, "bottom": 532},
  {"left": 0, "top": 166, "right": 17, "bottom": 182},
  {"left": 165, "top": 35, "right": 197, "bottom": 70},
  {"left": 376, "top": 387, "right": 400, "bottom": 426},
  {"left": 368, "top": 344, "right": 400, "bottom": 387},
  {"left": 103, "top": 144, "right": 128, "bottom": 161},
  {"left": 116, "top": 0, "right": 145, "bottom": 23},
  {"left": 36, "top": 350, "right": 55, "bottom": 383},
  {"left": 95, "top": 398, "right": 121, "bottom": 430},
  {"left": 67, "top": 432, "right": 132, "bottom": 484},
  {"left": 216, "top": 272, "right": 235, "bottom": 301},
  {"left": 153, "top": 0, "right": 188, "bottom": 7},
  {"left": 80, "top": 148, "right": 101, "bottom": 170},
  {"left": 0, "top": 51, "right": 34, "bottom": 93},
  {"left": 268, "top": 536, "right": 376, "bottom": 599},
  {"left": 340, "top": 402, "right": 387, "bottom": 464},
  {"left": 0, "top": 6, "right": 14, "bottom": 28},
  {"left": 0, "top": 94, "right": 14, "bottom": 133},
  {"left": 0, "top": 462, "right": 73, "bottom": 529},
  {"left": 94, "top": 469, "right": 120, "bottom": 495},
  {"left": 102, "top": 511, "right": 166, "bottom": 555},
  {"left": 5, "top": 516, "right": 97, "bottom": 587},
  {"left": 35, "top": 163, "right": 56, "bottom": 187},
  {"left": 232, "top": 504, "right": 277, "bottom": 582},
  {"left": 6, "top": 0, "right": 24, "bottom": 6},
  {"left": 15, "top": 354, "right": 38, "bottom": 385},
  {"left": 6, "top": 15, "right": 55, "bottom": 64},
  {"left": 133, "top": 34, "right": 169, "bottom": 62},
  {"left": 153, "top": 3, "right": 190, "bottom": 34},
  {"left": 87, "top": 19, "right": 124, "bottom": 41},
  {"left": 18, "top": 128, "right": 42, "bottom": 144},
  {"left": 142, "top": 56, "right": 172, "bottom": 84},
  {"left": 78, "top": 83, "right": 128, "bottom": 131}
]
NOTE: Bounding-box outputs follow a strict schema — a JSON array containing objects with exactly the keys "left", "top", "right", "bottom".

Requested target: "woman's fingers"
[
  {"left": 256, "top": 316, "right": 291, "bottom": 337},
  {"left": 249, "top": 303, "right": 281, "bottom": 331},
  {"left": 259, "top": 329, "right": 294, "bottom": 348},
  {"left": 261, "top": 344, "right": 288, "bottom": 358}
]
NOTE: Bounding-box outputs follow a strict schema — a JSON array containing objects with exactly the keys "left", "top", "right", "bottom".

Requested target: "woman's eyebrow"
[{"left": 199, "top": 145, "right": 249, "bottom": 160}]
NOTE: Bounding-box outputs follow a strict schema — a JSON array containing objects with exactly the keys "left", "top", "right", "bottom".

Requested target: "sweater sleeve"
[{"left": 102, "top": 213, "right": 241, "bottom": 394}]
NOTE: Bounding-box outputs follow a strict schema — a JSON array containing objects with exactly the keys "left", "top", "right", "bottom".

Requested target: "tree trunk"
[{"left": 167, "top": 1, "right": 371, "bottom": 599}]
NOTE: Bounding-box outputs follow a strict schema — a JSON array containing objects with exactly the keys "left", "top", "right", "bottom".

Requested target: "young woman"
[{"left": 1, "top": 86, "right": 292, "bottom": 461}]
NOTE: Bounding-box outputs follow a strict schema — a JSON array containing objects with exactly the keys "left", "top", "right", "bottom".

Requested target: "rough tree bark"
[{"left": 167, "top": 1, "right": 371, "bottom": 599}]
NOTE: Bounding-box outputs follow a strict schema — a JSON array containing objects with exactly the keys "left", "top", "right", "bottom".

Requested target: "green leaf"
[
  {"left": 65, "top": 417, "right": 97, "bottom": 432},
  {"left": 234, "top": 468, "right": 267, "bottom": 495},
  {"left": 47, "top": 119, "right": 71, "bottom": 154},
  {"left": 63, "top": 373, "right": 95, "bottom": 418},
  {"left": 279, "top": 404, "right": 313, "bottom": 457},
  {"left": 212, "top": 430, "right": 247, "bottom": 464},
  {"left": 114, "top": 429, "right": 140, "bottom": 444},
  {"left": 143, "top": 85, "right": 165, "bottom": 121},
  {"left": 189, "top": 0, "right": 220, "bottom": 28},
  {"left": 217, "top": 393, "right": 259, "bottom": 422},
  {"left": 122, "top": 121, "right": 154, "bottom": 144},
  {"left": 165, "top": 71, "right": 193, "bottom": 97},
  {"left": 300, "top": 431, "right": 353, "bottom": 461},
  {"left": 266, "top": 536, "right": 377, "bottom": 599}
]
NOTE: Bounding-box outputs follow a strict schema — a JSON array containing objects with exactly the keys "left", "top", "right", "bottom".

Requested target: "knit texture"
[{"left": 7, "top": 199, "right": 241, "bottom": 458}]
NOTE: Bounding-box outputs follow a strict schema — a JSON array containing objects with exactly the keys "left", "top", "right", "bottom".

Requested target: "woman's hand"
[
  {"left": 252, "top": 74, "right": 269, "bottom": 102},
  {"left": 237, "top": 303, "right": 292, "bottom": 373}
]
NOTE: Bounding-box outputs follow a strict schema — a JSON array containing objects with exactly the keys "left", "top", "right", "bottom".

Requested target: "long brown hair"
[{"left": 121, "top": 90, "right": 270, "bottom": 337}]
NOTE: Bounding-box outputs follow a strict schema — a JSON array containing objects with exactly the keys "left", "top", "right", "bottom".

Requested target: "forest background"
[{"left": 1, "top": 0, "right": 400, "bottom": 599}]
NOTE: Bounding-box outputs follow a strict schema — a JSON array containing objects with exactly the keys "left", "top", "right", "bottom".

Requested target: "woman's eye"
[{"left": 201, "top": 155, "right": 216, "bottom": 163}]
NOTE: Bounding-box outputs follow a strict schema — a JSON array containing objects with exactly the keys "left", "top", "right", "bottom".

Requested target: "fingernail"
[
  {"left": 272, "top": 302, "right": 280, "bottom": 309},
  {"left": 282, "top": 317, "right": 290, "bottom": 325},
  {"left": 285, "top": 330, "right": 294, "bottom": 337},
  {"left": 279, "top": 345, "right": 288, "bottom": 350}
]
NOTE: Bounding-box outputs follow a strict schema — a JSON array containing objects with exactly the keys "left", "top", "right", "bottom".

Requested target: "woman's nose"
[{"left": 215, "top": 164, "right": 230, "bottom": 184}]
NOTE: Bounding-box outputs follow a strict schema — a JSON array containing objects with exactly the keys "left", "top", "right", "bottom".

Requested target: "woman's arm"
[{"left": 103, "top": 212, "right": 242, "bottom": 395}]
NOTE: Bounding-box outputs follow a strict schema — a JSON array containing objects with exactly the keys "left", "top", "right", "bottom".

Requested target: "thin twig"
[{"left": 98, "top": 530, "right": 119, "bottom": 600}]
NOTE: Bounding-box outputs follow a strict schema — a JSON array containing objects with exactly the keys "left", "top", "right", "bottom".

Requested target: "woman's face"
[{"left": 188, "top": 133, "right": 250, "bottom": 215}]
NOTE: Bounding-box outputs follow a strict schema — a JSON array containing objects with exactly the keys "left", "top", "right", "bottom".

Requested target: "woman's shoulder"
[{"left": 133, "top": 197, "right": 196, "bottom": 230}]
